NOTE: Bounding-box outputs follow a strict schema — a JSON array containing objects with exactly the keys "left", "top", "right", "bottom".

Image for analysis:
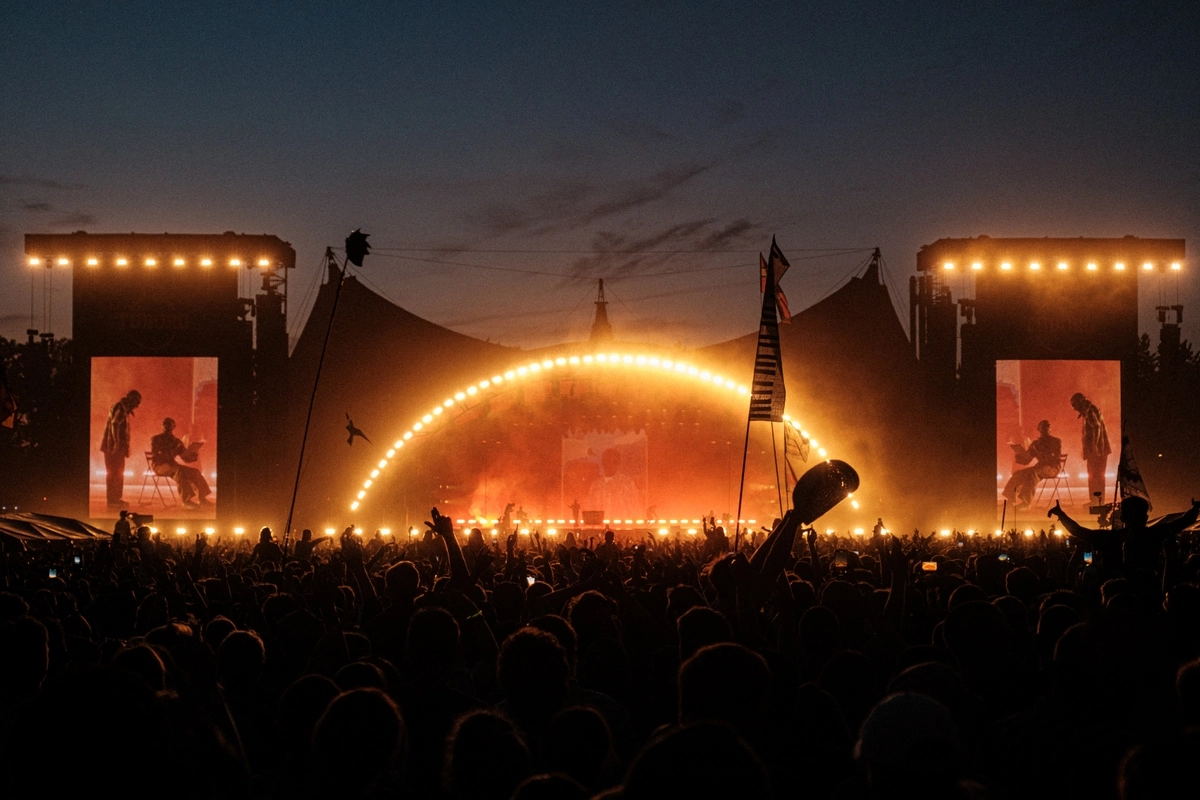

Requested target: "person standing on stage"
[
  {"left": 1070, "top": 392, "right": 1111, "bottom": 504},
  {"left": 100, "top": 390, "right": 141, "bottom": 510}
]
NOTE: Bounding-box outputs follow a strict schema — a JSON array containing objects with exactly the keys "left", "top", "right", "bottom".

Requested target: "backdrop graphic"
[
  {"left": 90, "top": 357, "right": 218, "bottom": 519},
  {"left": 995, "top": 359, "right": 1120, "bottom": 515}
]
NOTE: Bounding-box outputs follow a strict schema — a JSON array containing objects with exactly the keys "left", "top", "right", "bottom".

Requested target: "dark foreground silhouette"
[{"left": 3, "top": 497, "right": 1200, "bottom": 799}]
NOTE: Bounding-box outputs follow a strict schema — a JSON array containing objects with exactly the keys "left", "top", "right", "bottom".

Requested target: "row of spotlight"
[
  {"left": 825, "top": 527, "right": 1063, "bottom": 537},
  {"left": 943, "top": 259, "right": 1181, "bottom": 272},
  {"left": 28, "top": 256, "right": 274, "bottom": 269}
]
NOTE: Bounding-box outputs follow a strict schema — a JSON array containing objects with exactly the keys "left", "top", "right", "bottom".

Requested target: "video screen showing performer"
[
  {"left": 563, "top": 430, "right": 649, "bottom": 523},
  {"left": 90, "top": 357, "right": 218, "bottom": 519},
  {"left": 996, "top": 360, "right": 1119, "bottom": 517}
]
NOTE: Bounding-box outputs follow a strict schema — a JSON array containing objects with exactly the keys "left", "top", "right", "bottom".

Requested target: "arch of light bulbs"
[{"left": 348, "top": 350, "right": 832, "bottom": 514}]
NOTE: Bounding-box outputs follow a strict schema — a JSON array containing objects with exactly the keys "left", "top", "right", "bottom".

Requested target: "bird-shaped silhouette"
[{"left": 345, "top": 413, "right": 370, "bottom": 446}]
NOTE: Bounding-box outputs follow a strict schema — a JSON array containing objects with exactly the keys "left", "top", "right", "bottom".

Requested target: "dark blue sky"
[{"left": 3, "top": 0, "right": 1198, "bottom": 347}]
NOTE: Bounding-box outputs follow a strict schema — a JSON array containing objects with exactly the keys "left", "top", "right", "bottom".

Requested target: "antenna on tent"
[{"left": 284, "top": 234, "right": 367, "bottom": 542}]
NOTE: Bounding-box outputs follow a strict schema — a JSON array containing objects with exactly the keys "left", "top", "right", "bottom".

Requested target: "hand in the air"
[
  {"left": 424, "top": 507, "right": 455, "bottom": 539},
  {"left": 1048, "top": 500, "right": 1063, "bottom": 519}
]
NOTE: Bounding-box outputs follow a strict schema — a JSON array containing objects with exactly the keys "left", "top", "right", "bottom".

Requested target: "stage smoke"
[{"left": 792, "top": 459, "right": 859, "bottom": 525}]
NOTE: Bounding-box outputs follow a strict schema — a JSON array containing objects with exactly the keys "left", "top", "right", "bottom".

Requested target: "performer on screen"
[
  {"left": 1070, "top": 392, "right": 1111, "bottom": 503},
  {"left": 100, "top": 390, "right": 141, "bottom": 510},
  {"left": 150, "top": 417, "right": 212, "bottom": 509},
  {"left": 1002, "top": 419, "right": 1062, "bottom": 510},
  {"left": 586, "top": 447, "right": 641, "bottom": 521}
]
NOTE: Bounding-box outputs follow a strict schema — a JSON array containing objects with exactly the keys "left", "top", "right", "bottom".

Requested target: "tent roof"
[{"left": 0, "top": 512, "right": 111, "bottom": 544}]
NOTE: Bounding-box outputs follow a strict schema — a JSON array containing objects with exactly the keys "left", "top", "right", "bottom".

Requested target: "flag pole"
[
  {"left": 771, "top": 421, "right": 784, "bottom": 518},
  {"left": 734, "top": 415, "right": 751, "bottom": 554}
]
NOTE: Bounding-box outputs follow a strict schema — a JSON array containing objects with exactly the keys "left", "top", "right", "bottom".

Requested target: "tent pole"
[{"left": 284, "top": 250, "right": 347, "bottom": 541}]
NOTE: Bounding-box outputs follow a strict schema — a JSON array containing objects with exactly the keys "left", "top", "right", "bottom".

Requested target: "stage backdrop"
[
  {"left": 371, "top": 367, "right": 786, "bottom": 527},
  {"left": 90, "top": 357, "right": 218, "bottom": 519}
]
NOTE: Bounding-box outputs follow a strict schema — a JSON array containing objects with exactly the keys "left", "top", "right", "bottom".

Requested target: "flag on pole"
[
  {"left": 783, "top": 424, "right": 810, "bottom": 486},
  {"left": 769, "top": 235, "right": 790, "bottom": 282},
  {"left": 775, "top": 288, "right": 792, "bottom": 324},
  {"left": 1116, "top": 431, "right": 1151, "bottom": 512},
  {"left": 760, "top": 236, "right": 793, "bottom": 323},
  {"left": 749, "top": 249, "right": 785, "bottom": 422}
]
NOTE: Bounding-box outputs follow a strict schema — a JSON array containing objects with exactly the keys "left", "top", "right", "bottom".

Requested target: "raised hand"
[
  {"left": 424, "top": 507, "right": 455, "bottom": 539},
  {"left": 1048, "top": 499, "right": 1063, "bottom": 519}
]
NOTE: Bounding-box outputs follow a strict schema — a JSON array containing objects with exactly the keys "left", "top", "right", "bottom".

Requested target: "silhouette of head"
[
  {"left": 259, "top": 527, "right": 274, "bottom": 544},
  {"left": 124, "top": 390, "right": 142, "bottom": 409},
  {"left": 314, "top": 688, "right": 405, "bottom": 793},
  {"left": 1070, "top": 392, "right": 1087, "bottom": 412},
  {"left": 445, "top": 710, "right": 531, "bottom": 800},
  {"left": 856, "top": 692, "right": 963, "bottom": 791},
  {"left": 498, "top": 628, "right": 569, "bottom": 723},
  {"left": 679, "top": 643, "right": 770, "bottom": 730},
  {"left": 545, "top": 706, "right": 612, "bottom": 789},
  {"left": 623, "top": 722, "right": 771, "bottom": 800},
  {"left": 335, "top": 660, "right": 387, "bottom": 691},
  {"left": 218, "top": 630, "right": 265, "bottom": 692},
  {"left": 161, "top": 417, "right": 175, "bottom": 432},
  {"left": 203, "top": 615, "right": 236, "bottom": 652},
  {"left": 278, "top": 674, "right": 339, "bottom": 763},
  {"left": 406, "top": 607, "right": 460, "bottom": 679},
  {"left": 510, "top": 774, "right": 587, "bottom": 800},
  {"left": 1038, "top": 419, "right": 1051, "bottom": 434},
  {"left": 528, "top": 614, "right": 578, "bottom": 671},
  {"left": 1120, "top": 496, "right": 1150, "bottom": 528},
  {"left": 111, "top": 644, "right": 166, "bottom": 692},
  {"left": 677, "top": 606, "right": 732, "bottom": 661},
  {"left": 385, "top": 561, "right": 420, "bottom": 601},
  {"left": 1177, "top": 658, "right": 1200, "bottom": 727}
]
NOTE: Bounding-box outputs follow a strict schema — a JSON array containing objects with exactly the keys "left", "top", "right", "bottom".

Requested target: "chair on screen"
[
  {"left": 1035, "top": 453, "right": 1074, "bottom": 507},
  {"left": 139, "top": 452, "right": 177, "bottom": 509}
]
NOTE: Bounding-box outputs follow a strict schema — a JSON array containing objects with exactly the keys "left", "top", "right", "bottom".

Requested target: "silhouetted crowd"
[{"left": 3, "top": 497, "right": 1200, "bottom": 799}]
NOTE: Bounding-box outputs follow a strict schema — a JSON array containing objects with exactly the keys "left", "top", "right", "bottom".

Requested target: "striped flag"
[
  {"left": 783, "top": 424, "right": 810, "bottom": 486},
  {"left": 760, "top": 237, "right": 792, "bottom": 323},
  {"left": 749, "top": 248, "right": 785, "bottom": 421}
]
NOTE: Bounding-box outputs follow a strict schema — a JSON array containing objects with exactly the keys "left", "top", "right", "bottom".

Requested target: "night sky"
[{"left": 3, "top": 1, "right": 1198, "bottom": 349}]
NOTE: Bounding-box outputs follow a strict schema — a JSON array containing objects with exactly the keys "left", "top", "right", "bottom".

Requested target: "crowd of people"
[{"left": 3, "top": 496, "right": 1200, "bottom": 799}]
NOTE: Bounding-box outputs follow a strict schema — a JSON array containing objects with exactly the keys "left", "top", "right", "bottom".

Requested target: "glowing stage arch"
[{"left": 347, "top": 349, "right": 831, "bottom": 513}]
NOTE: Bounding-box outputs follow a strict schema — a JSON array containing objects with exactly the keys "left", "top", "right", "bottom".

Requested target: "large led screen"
[
  {"left": 90, "top": 357, "right": 218, "bottom": 519},
  {"left": 563, "top": 429, "right": 649, "bottom": 523},
  {"left": 996, "top": 360, "right": 1119, "bottom": 519}
]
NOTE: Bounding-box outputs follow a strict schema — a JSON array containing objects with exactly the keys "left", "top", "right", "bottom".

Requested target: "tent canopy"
[{"left": 0, "top": 512, "right": 111, "bottom": 544}]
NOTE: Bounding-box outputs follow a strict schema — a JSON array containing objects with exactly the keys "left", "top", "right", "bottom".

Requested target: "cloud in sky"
[{"left": 0, "top": 175, "right": 83, "bottom": 191}]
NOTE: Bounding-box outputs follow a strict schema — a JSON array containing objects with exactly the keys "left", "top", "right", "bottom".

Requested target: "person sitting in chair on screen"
[
  {"left": 1003, "top": 419, "right": 1062, "bottom": 510},
  {"left": 150, "top": 417, "right": 211, "bottom": 509}
]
